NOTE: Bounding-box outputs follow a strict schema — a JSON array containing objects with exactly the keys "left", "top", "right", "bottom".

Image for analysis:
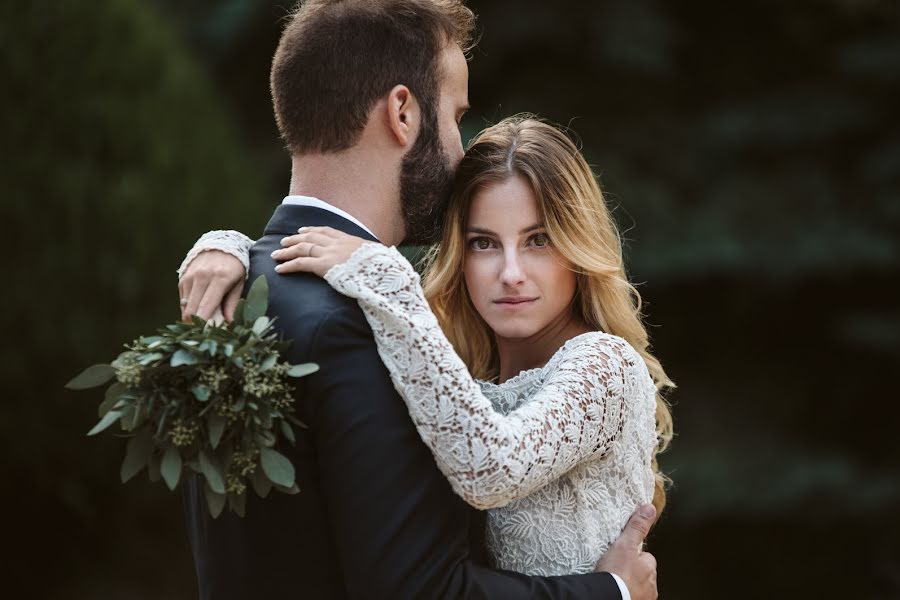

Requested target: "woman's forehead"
[{"left": 467, "top": 176, "right": 540, "bottom": 231}]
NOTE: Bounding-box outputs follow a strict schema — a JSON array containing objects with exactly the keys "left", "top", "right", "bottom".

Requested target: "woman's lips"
[{"left": 493, "top": 296, "right": 538, "bottom": 308}]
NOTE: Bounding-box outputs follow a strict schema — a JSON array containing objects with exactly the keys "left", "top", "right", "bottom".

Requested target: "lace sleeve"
[
  {"left": 176, "top": 230, "right": 255, "bottom": 280},
  {"left": 324, "top": 243, "right": 636, "bottom": 510}
]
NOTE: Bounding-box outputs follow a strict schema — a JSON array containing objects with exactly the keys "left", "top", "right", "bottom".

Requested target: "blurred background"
[{"left": 3, "top": 0, "right": 898, "bottom": 597}]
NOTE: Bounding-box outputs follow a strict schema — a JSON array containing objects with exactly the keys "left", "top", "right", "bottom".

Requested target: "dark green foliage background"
[{"left": 2, "top": 0, "right": 898, "bottom": 597}]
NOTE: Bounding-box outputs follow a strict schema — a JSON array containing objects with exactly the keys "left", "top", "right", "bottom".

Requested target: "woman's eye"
[
  {"left": 469, "top": 237, "right": 494, "bottom": 250},
  {"left": 530, "top": 233, "right": 549, "bottom": 247}
]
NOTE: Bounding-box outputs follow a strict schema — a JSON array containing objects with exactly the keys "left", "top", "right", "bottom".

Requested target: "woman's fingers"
[
  {"left": 272, "top": 241, "right": 320, "bottom": 262},
  {"left": 297, "top": 226, "right": 342, "bottom": 238},
  {"left": 279, "top": 230, "right": 336, "bottom": 249},
  {"left": 274, "top": 255, "right": 328, "bottom": 276},
  {"left": 273, "top": 228, "right": 365, "bottom": 277},
  {"left": 196, "top": 278, "right": 233, "bottom": 321},
  {"left": 274, "top": 231, "right": 339, "bottom": 262},
  {"left": 281, "top": 226, "right": 349, "bottom": 247},
  {"left": 183, "top": 278, "right": 210, "bottom": 322},
  {"left": 178, "top": 277, "right": 191, "bottom": 318},
  {"left": 222, "top": 281, "right": 245, "bottom": 323}
]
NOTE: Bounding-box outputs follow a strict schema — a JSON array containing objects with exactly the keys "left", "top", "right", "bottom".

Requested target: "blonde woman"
[{"left": 179, "top": 117, "right": 673, "bottom": 578}]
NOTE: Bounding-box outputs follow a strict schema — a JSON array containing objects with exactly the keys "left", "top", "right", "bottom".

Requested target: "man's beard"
[{"left": 398, "top": 112, "right": 455, "bottom": 246}]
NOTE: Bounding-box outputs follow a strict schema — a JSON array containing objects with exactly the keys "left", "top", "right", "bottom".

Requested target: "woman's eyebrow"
[
  {"left": 466, "top": 223, "right": 544, "bottom": 235},
  {"left": 519, "top": 223, "right": 544, "bottom": 234},
  {"left": 466, "top": 226, "right": 496, "bottom": 235}
]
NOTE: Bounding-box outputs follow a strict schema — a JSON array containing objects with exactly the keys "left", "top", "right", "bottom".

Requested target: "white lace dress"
[{"left": 181, "top": 233, "right": 658, "bottom": 576}]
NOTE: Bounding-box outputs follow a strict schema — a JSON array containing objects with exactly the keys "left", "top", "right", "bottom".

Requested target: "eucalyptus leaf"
[
  {"left": 206, "top": 485, "right": 226, "bottom": 519},
  {"left": 161, "top": 446, "right": 182, "bottom": 491},
  {"left": 155, "top": 408, "right": 169, "bottom": 439},
  {"left": 119, "top": 404, "right": 137, "bottom": 432},
  {"left": 273, "top": 482, "right": 301, "bottom": 495},
  {"left": 171, "top": 349, "right": 198, "bottom": 367},
  {"left": 138, "top": 352, "right": 165, "bottom": 366},
  {"left": 280, "top": 421, "right": 295, "bottom": 445},
  {"left": 260, "top": 448, "right": 294, "bottom": 487},
  {"left": 87, "top": 410, "right": 122, "bottom": 436},
  {"left": 258, "top": 412, "right": 272, "bottom": 430},
  {"left": 192, "top": 384, "right": 211, "bottom": 402},
  {"left": 99, "top": 382, "right": 125, "bottom": 417},
  {"left": 286, "top": 363, "right": 319, "bottom": 378},
  {"left": 251, "top": 316, "right": 269, "bottom": 335},
  {"left": 250, "top": 467, "right": 272, "bottom": 498},
  {"left": 255, "top": 429, "right": 275, "bottom": 447},
  {"left": 244, "top": 275, "right": 269, "bottom": 323},
  {"left": 121, "top": 428, "right": 154, "bottom": 483},
  {"left": 286, "top": 414, "right": 309, "bottom": 429},
  {"left": 229, "top": 492, "right": 247, "bottom": 518},
  {"left": 207, "top": 413, "right": 226, "bottom": 449},
  {"left": 260, "top": 354, "right": 278, "bottom": 372},
  {"left": 66, "top": 364, "right": 116, "bottom": 390},
  {"left": 232, "top": 299, "right": 245, "bottom": 325},
  {"left": 129, "top": 402, "right": 144, "bottom": 430},
  {"left": 199, "top": 451, "right": 226, "bottom": 494}
]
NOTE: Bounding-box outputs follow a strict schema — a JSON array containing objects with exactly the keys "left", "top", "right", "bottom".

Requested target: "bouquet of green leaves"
[{"left": 66, "top": 275, "right": 317, "bottom": 517}]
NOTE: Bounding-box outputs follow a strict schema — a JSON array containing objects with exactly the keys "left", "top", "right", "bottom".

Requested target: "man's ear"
[{"left": 385, "top": 84, "right": 419, "bottom": 148}]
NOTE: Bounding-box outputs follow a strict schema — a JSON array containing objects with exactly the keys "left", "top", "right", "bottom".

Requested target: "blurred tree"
[{"left": 1, "top": 0, "right": 269, "bottom": 597}]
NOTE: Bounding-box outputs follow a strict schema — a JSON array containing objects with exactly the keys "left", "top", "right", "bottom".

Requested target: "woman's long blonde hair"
[{"left": 422, "top": 115, "right": 675, "bottom": 515}]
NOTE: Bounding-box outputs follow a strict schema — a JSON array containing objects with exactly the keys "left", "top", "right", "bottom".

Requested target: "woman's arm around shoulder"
[
  {"left": 177, "top": 229, "right": 255, "bottom": 280},
  {"left": 177, "top": 230, "right": 255, "bottom": 322},
  {"left": 322, "top": 242, "right": 648, "bottom": 509}
]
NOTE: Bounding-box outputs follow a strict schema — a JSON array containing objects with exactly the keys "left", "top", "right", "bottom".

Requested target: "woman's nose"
[{"left": 500, "top": 251, "right": 526, "bottom": 286}]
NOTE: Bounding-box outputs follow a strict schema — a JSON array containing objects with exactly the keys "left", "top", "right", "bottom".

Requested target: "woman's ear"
[{"left": 386, "top": 84, "right": 419, "bottom": 147}]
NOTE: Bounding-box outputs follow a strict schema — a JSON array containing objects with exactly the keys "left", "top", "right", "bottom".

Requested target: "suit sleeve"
[{"left": 301, "top": 305, "right": 622, "bottom": 600}]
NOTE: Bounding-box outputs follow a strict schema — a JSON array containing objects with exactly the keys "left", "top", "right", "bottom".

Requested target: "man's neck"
[{"left": 288, "top": 150, "right": 404, "bottom": 246}]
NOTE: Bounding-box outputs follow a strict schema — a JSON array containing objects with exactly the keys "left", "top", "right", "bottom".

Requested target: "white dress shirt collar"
[{"left": 281, "top": 195, "right": 379, "bottom": 241}]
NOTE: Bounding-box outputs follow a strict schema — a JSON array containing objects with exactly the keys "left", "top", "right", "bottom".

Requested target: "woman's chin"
[{"left": 488, "top": 321, "right": 543, "bottom": 341}]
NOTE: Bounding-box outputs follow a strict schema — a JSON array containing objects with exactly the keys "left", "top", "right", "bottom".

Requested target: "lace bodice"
[{"left": 182, "top": 233, "right": 657, "bottom": 576}]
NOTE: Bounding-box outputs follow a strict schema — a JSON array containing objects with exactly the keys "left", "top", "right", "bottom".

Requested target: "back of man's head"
[{"left": 271, "top": 0, "right": 475, "bottom": 156}]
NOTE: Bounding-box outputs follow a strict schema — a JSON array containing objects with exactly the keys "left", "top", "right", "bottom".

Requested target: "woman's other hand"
[
  {"left": 273, "top": 226, "right": 368, "bottom": 278},
  {"left": 178, "top": 251, "right": 245, "bottom": 322}
]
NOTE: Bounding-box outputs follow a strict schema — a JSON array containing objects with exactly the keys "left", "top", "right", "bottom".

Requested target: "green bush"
[{"left": 1, "top": 1, "right": 269, "bottom": 596}]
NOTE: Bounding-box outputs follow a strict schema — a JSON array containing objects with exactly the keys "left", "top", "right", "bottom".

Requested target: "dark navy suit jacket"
[{"left": 183, "top": 204, "right": 621, "bottom": 599}]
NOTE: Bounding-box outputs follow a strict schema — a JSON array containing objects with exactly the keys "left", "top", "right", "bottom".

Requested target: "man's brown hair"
[{"left": 271, "top": 0, "right": 475, "bottom": 155}]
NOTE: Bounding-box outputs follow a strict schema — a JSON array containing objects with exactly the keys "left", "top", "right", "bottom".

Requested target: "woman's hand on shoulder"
[{"left": 273, "top": 226, "right": 368, "bottom": 278}]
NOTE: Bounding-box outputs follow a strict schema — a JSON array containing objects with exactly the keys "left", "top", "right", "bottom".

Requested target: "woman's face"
[{"left": 463, "top": 175, "right": 578, "bottom": 340}]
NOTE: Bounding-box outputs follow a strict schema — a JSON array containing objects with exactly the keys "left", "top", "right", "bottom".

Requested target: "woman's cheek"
[
  {"left": 525, "top": 251, "right": 557, "bottom": 284},
  {"left": 464, "top": 255, "right": 490, "bottom": 310},
  {"left": 536, "top": 252, "right": 577, "bottom": 304}
]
